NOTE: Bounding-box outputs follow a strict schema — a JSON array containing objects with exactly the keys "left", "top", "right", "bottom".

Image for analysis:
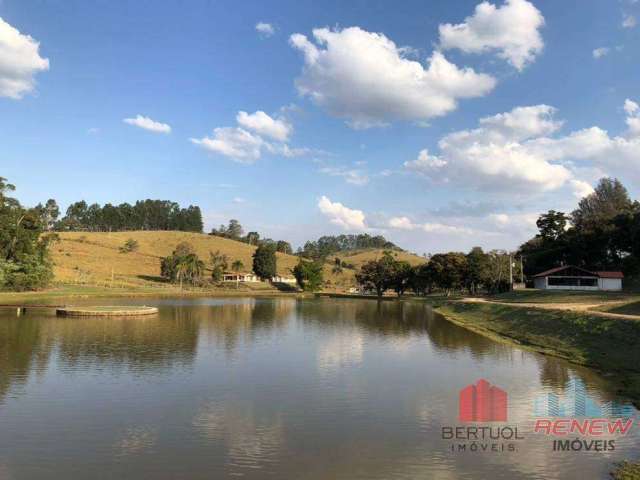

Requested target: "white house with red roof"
[{"left": 533, "top": 266, "right": 623, "bottom": 291}]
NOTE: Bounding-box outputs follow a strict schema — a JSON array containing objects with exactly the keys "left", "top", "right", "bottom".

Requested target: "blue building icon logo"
[{"left": 533, "top": 378, "right": 634, "bottom": 418}]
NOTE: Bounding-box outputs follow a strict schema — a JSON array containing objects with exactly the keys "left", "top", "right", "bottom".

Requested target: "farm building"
[
  {"left": 271, "top": 275, "right": 297, "bottom": 284},
  {"left": 533, "top": 266, "right": 623, "bottom": 291},
  {"left": 222, "top": 272, "right": 259, "bottom": 283}
]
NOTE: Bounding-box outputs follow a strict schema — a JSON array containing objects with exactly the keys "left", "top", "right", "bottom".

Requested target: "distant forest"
[
  {"left": 53, "top": 199, "right": 204, "bottom": 233},
  {"left": 299, "top": 234, "right": 398, "bottom": 259},
  {"left": 210, "top": 221, "right": 398, "bottom": 259}
]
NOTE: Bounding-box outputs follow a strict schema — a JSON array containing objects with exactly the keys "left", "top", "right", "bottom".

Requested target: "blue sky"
[{"left": 1, "top": 0, "right": 639, "bottom": 253}]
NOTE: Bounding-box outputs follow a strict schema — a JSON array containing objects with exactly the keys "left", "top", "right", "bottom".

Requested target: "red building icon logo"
[{"left": 459, "top": 379, "right": 507, "bottom": 422}]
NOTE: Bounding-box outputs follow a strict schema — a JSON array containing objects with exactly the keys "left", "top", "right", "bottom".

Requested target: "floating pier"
[{"left": 56, "top": 306, "right": 159, "bottom": 317}]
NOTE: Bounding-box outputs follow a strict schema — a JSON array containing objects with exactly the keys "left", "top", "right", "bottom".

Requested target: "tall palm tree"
[
  {"left": 175, "top": 253, "right": 204, "bottom": 289},
  {"left": 231, "top": 259, "right": 244, "bottom": 288}
]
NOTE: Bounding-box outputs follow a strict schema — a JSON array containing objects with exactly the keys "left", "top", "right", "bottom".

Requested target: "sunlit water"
[{"left": 0, "top": 297, "right": 637, "bottom": 479}]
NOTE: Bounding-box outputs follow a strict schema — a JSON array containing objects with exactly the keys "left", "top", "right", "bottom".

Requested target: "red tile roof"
[
  {"left": 534, "top": 265, "right": 624, "bottom": 279},
  {"left": 595, "top": 271, "right": 624, "bottom": 279},
  {"left": 534, "top": 266, "right": 595, "bottom": 278}
]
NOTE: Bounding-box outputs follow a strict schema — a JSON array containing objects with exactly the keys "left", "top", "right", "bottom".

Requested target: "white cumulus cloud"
[
  {"left": 623, "top": 98, "right": 640, "bottom": 137},
  {"left": 192, "top": 108, "right": 309, "bottom": 162},
  {"left": 318, "top": 166, "right": 370, "bottom": 186},
  {"left": 290, "top": 26, "right": 496, "bottom": 128},
  {"left": 256, "top": 22, "right": 275, "bottom": 37},
  {"left": 570, "top": 179, "right": 595, "bottom": 199},
  {"left": 439, "top": 0, "right": 545, "bottom": 70},
  {"left": 190, "top": 127, "right": 263, "bottom": 163},
  {"left": 405, "top": 104, "right": 572, "bottom": 192},
  {"left": 592, "top": 47, "right": 610, "bottom": 59},
  {"left": 387, "top": 216, "right": 474, "bottom": 234},
  {"left": 318, "top": 196, "right": 367, "bottom": 231},
  {"left": 487, "top": 212, "right": 538, "bottom": 232},
  {"left": 123, "top": 115, "right": 172, "bottom": 134},
  {"left": 0, "top": 17, "right": 50, "bottom": 99},
  {"left": 406, "top": 101, "right": 640, "bottom": 194},
  {"left": 624, "top": 99, "right": 639, "bottom": 115},
  {"left": 236, "top": 110, "right": 292, "bottom": 141}
]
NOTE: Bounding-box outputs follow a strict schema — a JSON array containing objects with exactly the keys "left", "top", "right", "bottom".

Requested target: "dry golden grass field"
[
  {"left": 334, "top": 249, "right": 426, "bottom": 267},
  {"left": 323, "top": 249, "right": 426, "bottom": 290},
  {"left": 49, "top": 231, "right": 425, "bottom": 290}
]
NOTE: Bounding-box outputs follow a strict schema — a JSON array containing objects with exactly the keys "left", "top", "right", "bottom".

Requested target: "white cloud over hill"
[
  {"left": 405, "top": 101, "right": 640, "bottom": 194},
  {"left": 290, "top": 26, "right": 496, "bottom": 129},
  {"left": 191, "top": 109, "right": 306, "bottom": 163}
]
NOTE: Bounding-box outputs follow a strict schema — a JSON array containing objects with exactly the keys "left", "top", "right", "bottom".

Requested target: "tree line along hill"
[
  {"left": 8, "top": 175, "right": 637, "bottom": 294},
  {"left": 2, "top": 175, "right": 426, "bottom": 292},
  {"left": 49, "top": 231, "right": 425, "bottom": 290}
]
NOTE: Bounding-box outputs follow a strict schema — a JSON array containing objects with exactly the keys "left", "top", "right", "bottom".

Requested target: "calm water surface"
[{"left": 0, "top": 298, "right": 637, "bottom": 479}]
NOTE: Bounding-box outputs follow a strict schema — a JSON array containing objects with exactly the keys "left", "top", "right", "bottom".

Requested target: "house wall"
[
  {"left": 598, "top": 278, "right": 622, "bottom": 291},
  {"left": 272, "top": 276, "right": 296, "bottom": 284},
  {"left": 534, "top": 277, "right": 547, "bottom": 289},
  {"left": 223, "top": 274, "right": 259, "bottom": 282},
  {"left": 535, "top": 276, "right": 601, "bottom": 291},
  {"left": 545, "top": 284, "right": 599, "bottom": 291}
]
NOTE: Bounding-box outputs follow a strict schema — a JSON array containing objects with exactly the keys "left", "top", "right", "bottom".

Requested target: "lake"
[{"left": 0, "top": 297, "right": 637, "bottom": 479}]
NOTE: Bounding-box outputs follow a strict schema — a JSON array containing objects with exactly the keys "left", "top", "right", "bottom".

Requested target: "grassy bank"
[
  {"left": 598, "top": 301, "right": 640, "bottom": 316},
  {"left": 491, "top": 289, "right": 639, "bottom": 305},
  {"left": 435, "top": 302, "right": 640, "bottom": 404},
  {"left": 611, "top": 462, "right": 640, "bottom": 479}
]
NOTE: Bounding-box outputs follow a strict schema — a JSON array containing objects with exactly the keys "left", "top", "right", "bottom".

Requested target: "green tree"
[
  {"left": 231, "top": 259, "right": 244, "bottom": 272},
  {"left": 332, "top": 257, "right": 343, "bottom": 274},
  {"left": 293, "top": 259, "right": 324, "bottom": 291},
  {"left": 0, "top": 177, "right": 53, "bottom": 291},
  {"left": 391, "top": 261, "right": 413, "bottom": 297},
  {"left": 252, "top": 243, "right": 276, "bottom": 280},
  {"left": 55, "top": 199, "right": 203, "bottom": 232},
  {"left": 519, "top": 178, "right": 640, "bottom": 276},
  {"left": 355, "top": 251, "right": 397, "bottom": 298},
  {"left": 466, "top": 247, "right": 490, "bottom": 294},
  {"left": 245, "top": 231, "right": 260, "bottom": 245},
  {"left": 119, "top": 238, "right": 139, "bottom": 253},
  {"left": 35, "top": 199, "right": 59, "bottom": 231},
  {"left": 411, "top": 262, "right": 434, "bottom": 295},
  {"left": 176, "top": 254, "right": 204, "bottom": 288},
  {"left": 227, "top": 219, "right": 243, "bottom": 239},
  {"left": 210, "top": 250, "right": 229, "bottom": 282},
  {"left": 160, "top": 242, "right": 204, "bottom": 287},
  {"left": 571, "top": 178, "right": 633, "bottom": 232},
  {"left": 536, "top": 210, "right": 568, "bottom": 242},
  {"left": 428, "top": 252, "right": 468, "bottom": 295},
  {"left": 276, "top": 240, "right": 292, "bottom": 254}
]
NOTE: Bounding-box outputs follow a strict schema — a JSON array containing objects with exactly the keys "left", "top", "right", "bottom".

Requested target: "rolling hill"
[{"left": 49, "top": 231, "right": 426, "bottom": 290}]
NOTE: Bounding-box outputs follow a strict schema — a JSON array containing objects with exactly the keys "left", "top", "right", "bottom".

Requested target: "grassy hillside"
[
  {"left": 322, "top": 248, "right": 426, "bottom": 291},
  {"left": 51, "top": 231, "right": 301, "bottom": 288},
  {"left": 334, "top": 248, "right": 426, "bottom": 268},
  {"left": 49, "top": 232, "right": 427, "bottom": 290}
]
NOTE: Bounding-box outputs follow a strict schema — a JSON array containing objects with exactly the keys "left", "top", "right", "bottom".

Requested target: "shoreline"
[{"left": 432, "top": 301, "right": 640, "bottom": 408}]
